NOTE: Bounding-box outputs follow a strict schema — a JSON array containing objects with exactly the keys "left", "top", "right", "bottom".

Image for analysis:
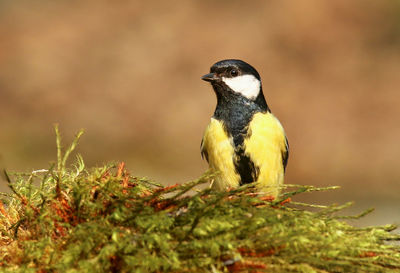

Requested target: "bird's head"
[{"left": 201, "top": 59, "right": 262, "bottom": 101}]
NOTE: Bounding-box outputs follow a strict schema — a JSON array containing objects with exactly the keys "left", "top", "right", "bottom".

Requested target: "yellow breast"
[
  {"left": 244, "top": 112, "right": 287, "bottom": 196},
  {"left": 201, "top": 112, "right": 287, "bottom": 196},
  {"left": 201, "top": 118, "right": 240, "bottom": 190}
]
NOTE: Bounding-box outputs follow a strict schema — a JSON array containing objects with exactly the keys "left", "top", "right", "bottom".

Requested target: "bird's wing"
[
  {"left": 200, "top": 137, "right": 209, "bottom": 162},
  {"left": 282, "top": 136, "right": 289, "bottom": 172}
]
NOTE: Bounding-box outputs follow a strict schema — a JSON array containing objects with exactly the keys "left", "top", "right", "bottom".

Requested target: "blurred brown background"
[{"left": 0, "top": 0, "right": 399, "bottom": 225}]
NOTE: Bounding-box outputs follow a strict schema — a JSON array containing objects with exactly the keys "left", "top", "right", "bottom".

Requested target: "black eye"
[{"left": 230, "top": 69, "right": 238, "bottom": 77}]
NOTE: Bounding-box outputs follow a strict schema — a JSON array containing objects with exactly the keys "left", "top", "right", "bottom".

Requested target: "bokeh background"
[{"left": 0, "top": 0, "right": 399, "bottom": 226}]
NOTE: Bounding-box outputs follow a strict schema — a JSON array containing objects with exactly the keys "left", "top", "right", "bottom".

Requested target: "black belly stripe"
[
  {"left": 233, "top": 124, "right": 260, "bottom": 185},
  {"left": 234, "top": 146, "right": 259, "bottom": 184}
]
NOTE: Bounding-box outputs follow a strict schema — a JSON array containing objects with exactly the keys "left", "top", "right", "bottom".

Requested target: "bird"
[{"left": 200, "top": 59, "right": 288, "bottom": 197}]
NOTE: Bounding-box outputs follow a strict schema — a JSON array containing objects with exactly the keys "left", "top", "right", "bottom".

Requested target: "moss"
[{"left": 0, "top": 127, "right": 399, "bottom": 272}]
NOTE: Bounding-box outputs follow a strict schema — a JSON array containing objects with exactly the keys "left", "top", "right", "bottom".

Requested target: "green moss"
[{"left": 0, "top": 127, "right": 399, "bottom": 272}]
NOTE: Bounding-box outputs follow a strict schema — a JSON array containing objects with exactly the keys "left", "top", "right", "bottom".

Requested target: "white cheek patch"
[{"left": 222, "top": 74, "right": 261, "bottom": 100}]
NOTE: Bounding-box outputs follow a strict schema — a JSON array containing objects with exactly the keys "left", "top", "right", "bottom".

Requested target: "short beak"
[{"left": 201, "top": 73, "right": 219, "bottom": 82}]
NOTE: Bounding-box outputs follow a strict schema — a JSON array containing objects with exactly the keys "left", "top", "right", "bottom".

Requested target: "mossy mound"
[{"left": 0, "top": 128, "right": 399, "bottom": 272}]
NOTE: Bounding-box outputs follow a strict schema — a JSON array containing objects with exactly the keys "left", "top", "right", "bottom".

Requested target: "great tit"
[{"left": 201, "top": 59, "right": 288, "bottom": 197}]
